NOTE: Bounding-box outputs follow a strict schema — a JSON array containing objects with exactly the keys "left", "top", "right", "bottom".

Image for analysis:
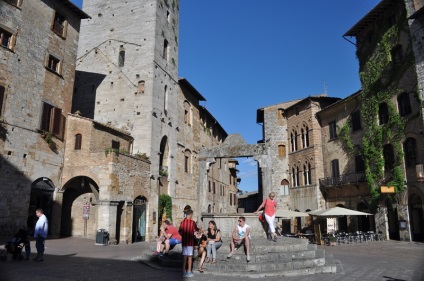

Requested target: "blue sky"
[{"left": 70, "top": 0, "right": 380, "bottom": 192}]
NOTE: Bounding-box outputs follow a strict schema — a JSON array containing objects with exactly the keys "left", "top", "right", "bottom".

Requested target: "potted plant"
[{"left": 328, "top": 235, "right": 337, "bottom": 246}]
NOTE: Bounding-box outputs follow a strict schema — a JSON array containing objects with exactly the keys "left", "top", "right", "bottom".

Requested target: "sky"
[{"left": 70, "top": 0, "right": 381, "bottom": 193}]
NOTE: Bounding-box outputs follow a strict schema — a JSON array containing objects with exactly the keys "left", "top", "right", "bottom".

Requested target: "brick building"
[{"left": 0, "top": 0, "right": 89, "bottom": 235}]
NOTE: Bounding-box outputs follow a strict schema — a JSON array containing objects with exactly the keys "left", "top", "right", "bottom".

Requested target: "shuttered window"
[{"left": 40, "top": 102, "right": 66, "bottom": 139}]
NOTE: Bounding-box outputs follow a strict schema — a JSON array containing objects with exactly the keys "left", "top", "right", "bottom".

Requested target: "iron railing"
[{"left": 319, "top": 172, "right": 366, "bottom": 187}]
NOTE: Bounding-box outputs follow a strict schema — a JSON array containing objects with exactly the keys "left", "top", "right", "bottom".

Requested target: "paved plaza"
[{"left": 0, "top": 237, "right": 423, "bottom": 281}]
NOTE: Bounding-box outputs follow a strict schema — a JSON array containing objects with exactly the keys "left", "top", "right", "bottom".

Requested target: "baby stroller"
[{"left": 0, "top": 228, "right": 31, "bottom": 261}]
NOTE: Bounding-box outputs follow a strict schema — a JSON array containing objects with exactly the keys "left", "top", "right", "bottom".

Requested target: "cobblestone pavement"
[{"left": 0, "top": 237, "right": 423, "bottom": 281}]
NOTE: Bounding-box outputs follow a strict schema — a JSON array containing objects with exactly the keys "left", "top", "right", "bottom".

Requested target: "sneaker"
[
  {"left": 273, "top": 235, "right": 278, "bottom": 242},
  {"left": 246, "top": 255, "right": 251, "bottom": 262},
  {"left": 227, "top": 252, "right": 234, "bottom": 259},
  {"left": 153, "top": 251, "right": 159, "bottom": 256},
  {"left": 182, "top": 272, "right": 188, "bottom": 278},
  {"left": 186, "top": 272, "right": 193, "bottom": 278}
]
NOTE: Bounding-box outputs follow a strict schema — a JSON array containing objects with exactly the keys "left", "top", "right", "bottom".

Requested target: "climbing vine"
[
  {"left": 158, "top": 194, "right": 173, "bottom": 222},
  {"left": 338, "top": 8, "right": 412, "bottom": 210}
]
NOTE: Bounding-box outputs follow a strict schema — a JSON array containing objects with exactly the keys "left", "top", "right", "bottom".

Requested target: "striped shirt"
[{"left": 179, "top": 218, "right": 197, "bottom": 246}]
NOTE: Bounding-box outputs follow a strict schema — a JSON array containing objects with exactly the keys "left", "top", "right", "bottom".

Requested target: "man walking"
[{"left": 33, "top": 208, "right": 48, "bottom": 261}]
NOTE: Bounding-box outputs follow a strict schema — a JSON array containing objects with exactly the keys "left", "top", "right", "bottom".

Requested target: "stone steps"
[{"left": 139, "top": 236, "right": 337, "bottom": 277}]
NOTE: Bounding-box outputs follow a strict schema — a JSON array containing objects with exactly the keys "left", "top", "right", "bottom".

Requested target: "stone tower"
[{"left": 74, "top": 0, "right": 180, "bottom": 194}]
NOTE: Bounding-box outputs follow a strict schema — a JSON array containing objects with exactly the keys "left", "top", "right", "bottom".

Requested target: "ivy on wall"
[
  {"left": 338, "top": 8, "right": 413, "bottom": 210},
  {"left": 159, "top": 194, "right": 173, "bottom": 222}
]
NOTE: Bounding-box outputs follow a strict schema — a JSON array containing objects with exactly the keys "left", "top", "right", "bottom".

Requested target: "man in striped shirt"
[{"left": 179, "top": 209, "right": 197, "bottom": 278}]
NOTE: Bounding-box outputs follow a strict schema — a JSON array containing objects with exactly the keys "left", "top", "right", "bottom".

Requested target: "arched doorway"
[
  {"left": 357, "top": 202, "right": 370, "bottom": 232},
  {"left": 409, "top": 194, "right": 424, "bottom": 242},
  {"left": 60, "top": 176, "right": 99, "bottom": 237},
  {"left": 133, "top": 196, "right": 147, "bottom": 242},
  {"left": 28, "top": 178, "right": 55, "bottom": 235}
]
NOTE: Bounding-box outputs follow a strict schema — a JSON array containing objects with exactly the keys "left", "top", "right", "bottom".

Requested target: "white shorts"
[{"left": 182, "top": 246, "right": 194, "bottom": 256}]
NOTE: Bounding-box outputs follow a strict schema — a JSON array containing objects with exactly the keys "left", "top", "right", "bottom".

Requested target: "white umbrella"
[
  {"left": 308, "top": 206, "right": 372, "bottom": 217},
  {"left": 275, "top": 209, "right": 310, "bottom": 218}
]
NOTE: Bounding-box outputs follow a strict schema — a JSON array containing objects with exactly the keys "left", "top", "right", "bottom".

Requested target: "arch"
[
  {"left": 27, "top": 178, "right": 55, "bottom": 235},
  {"left": 133, "top": 196, "right": 147, "bottom": 242},
  {"left": 60, "top": 176, "right": 99, "bottom": 237},
  {"left": 291, "top": 165, "right": 300, "bottom": 187},
  {"left": 301, "top": 123, "right": 309, "bottom": 148},
  {"left": 207, "top": 204, "right": 211, "bottom": 213},
  {"left": 159, "top": 136, "right": 169, "bottom": 171},
  {"left": 184, "top": 149, "right": 192, "bottom": 174},
  {"left": 303, "top": 161, "right": 311, "bottom": 186}
]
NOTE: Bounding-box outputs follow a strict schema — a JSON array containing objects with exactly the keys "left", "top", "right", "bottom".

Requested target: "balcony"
[{"left": 319, "top": 172, "right": 366, "bottom": 188}]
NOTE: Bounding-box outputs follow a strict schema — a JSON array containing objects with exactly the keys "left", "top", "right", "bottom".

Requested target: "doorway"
[
  {"left": 133, "top": 196, "right": 147, "bottom": 242},
  {"left": 28, "top": 178, "right": 54, "bottom": 236}
]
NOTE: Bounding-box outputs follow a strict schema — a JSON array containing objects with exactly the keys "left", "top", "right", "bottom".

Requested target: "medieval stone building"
[{"left": 0, "top": 0, "right": 89, "bottom": 235}]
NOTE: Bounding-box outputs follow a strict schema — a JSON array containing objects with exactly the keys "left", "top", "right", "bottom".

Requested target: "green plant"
[
  {"left": 159, "top": 194, "right": 172, "bottom": 222},
  {"left": 42, "top": 132, "right": 53, "bottom": 144},
  {"left": 159, "top": 169, "right": 168, "bottom": 177},
  {"left": 338, "top": 9, "right": 411, "bottom": 211},
  {"left": 104, "top": 147, "right": 119, "bottom": 157},
  {"left": 134, "top": 151, "right": 149, "bottom": 160}
]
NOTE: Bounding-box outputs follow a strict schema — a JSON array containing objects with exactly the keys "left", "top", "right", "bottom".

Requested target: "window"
[
  {"left": 0, "top": 85, "right": 5, "bottom": 117},
  {"left": 163, "top": 39, "right": 168, "bottom": 59},
  {"left": 45, "top": 53, "right": 62, "bottom": 75},
  {"left": 388, "top": 14, "right": 396, "bottom": 27},
  {"left": 303, "top": 163, "right": 311, "bottom": 185},
  {"left": 351, "top": 111, "right": 362, "bottom": 131},
  {"left": 291, "top": 130, "right": 298, "bottom": 152},
  {"left": 355, "top": 155, "right": 365, "bottom": 172},
  {"left": 184, "top": 149, "right": 191, "bottom": 174},
  {"left": 383, "top": 144, "right": 395, "bottom": 171},
  {"left": 208, "top": 181, "right": 211, "bottom": 192},
  {"left": 118, "top": 49, "right": 125, "bottom": 67},
  {"left": 164, "top": 85, "right": 168, "bottom": 113},
  {"left": 391, "top": 45, "right": 403, "bottom": 65},
  {"left": 138, "top": 80, "right": 145, "bottom": 94},
  {"left": 40, "top": 102, "right": 66, "bottom": 139},
  {"left": 398, "top": 92, "right": 412, "bottom": 117},
  {"left": 112, "top": 140, "right": 120, "bottom": 150},
  {"left": 213, "top": 182, "right": 216, "bottom": 194},
  {"left": 183, "top": 101, "right": 191, "bottom": 126},
  {"left": 233, "top": 194, "right": 236, "bottom": 206},
  {"left": 329, "top": 121, "right": 337, "bottom": 139},
  {"left": 301, "top": 125, "right": 309, "bottom": 148},
  {"left": 378, "top": 103, "right": 389, "bottom": 125},
  {"left": 208, "top": 204, "right": 211, "bottom": 213},
  {"left": 0, "top": 28, "right": 15, "bottom": 51},
  {"left": 229, "top": 194, "right": 232, "bottom": 205},
  {"left": 278, "top": 145, "right": 286, "bottom": 157},
  {"left": 51, "top": 11, "right": 67, "bottom": 38},
  {"left": 74, "top": 134, "right": 82, "bottom": 150},
  {"left": 404, "top": 138, "right": 417, "bottom": 167},
  {"left": 331, "top": 159, "right": 340, "bottom": 178},
  {"left": 281, "top": 179, "right": 289, "bottom": 196},
  {"left": 292, "top": 166, "right": 299, "bottom": 187}
]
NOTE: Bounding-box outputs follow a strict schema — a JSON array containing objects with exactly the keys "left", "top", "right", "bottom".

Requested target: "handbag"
[{"left": 258, "top": 199, "right": 267, "bottom": 222}]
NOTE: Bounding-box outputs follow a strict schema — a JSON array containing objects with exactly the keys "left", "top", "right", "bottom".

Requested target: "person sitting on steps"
[
  {"left": 153, "top": 220, "right": 182, "bottom": 257},
  {"left": 205, "top": 220, "right": 222, "bottom": 264},
  {"left": 227, "top": 216, "right": 251, "bottom": 262},
  {"left": 193, "top": 224, "right": 207, "bottom": 273}
]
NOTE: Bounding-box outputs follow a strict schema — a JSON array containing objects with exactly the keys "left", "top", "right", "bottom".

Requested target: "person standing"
[
  {"left": 179, "top": 209, "right": 197, "bottom": 278},
  {"left": 254, "top": 192, "right": 278, "bottom": 242},
  {"left": 33, "top": 208, "right": 48, "bottom": 262}
]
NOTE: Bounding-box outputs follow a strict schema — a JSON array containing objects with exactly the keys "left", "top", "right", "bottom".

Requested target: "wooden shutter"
[{"left": 52, "top": 107, "right": 62, "bottom": 136}]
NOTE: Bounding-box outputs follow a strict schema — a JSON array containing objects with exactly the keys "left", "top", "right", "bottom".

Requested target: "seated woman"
[
  {"left": 193, "top": 225, "right": 207, "bottom": 273},
  {"left": 205, "top": 220, "right": 222, "bottom": 264}
]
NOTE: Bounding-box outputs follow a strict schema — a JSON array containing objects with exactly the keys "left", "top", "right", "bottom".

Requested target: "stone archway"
[
  {"left": 28, "top": 178, "right": 55, "bottom": 236},
  {"left": 198, "top": 134, "right": 269, "bottom": 221}
]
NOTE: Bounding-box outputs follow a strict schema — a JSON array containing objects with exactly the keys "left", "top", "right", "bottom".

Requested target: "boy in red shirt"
[{"left": 179, "top": 209, "right": 197, "bottom": 278}]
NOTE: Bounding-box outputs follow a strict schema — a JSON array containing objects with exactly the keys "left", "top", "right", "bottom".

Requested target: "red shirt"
[
  {"left": 179, "top": 218, "right": 196, "bottom": 246},
  {"left": 166, "top": 225, "right": 182, "bottom": 241},
  {"left": 263, "top": 199, "right": 277, "bottom": 216}
]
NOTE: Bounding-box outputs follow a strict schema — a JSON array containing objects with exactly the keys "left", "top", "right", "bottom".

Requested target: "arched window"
[
  {"left": 184, "top": 149, "right": 191, "bottom": 174},
  {"left": 292, "top": 166, "right": 299, "bottom": 187},
  {"left": 164, "top": 85, "right": 168, "bottom": 113},
  {"left": 403, "top": 138, "right": 417, "bottom": 167},
  {"left": 301, "top": 125, "right": 309, "bottom": 148},
  {"left": 208, "top": 204, "right": 211, "bottom": 213},
  {"left": 118, "top": 46, "right": 125, "bottom": 67},
  {"left": 378, "top": 102, "right": 389, "bottom": 125},
  {"left": 74, "top": 134, "right": 82, "bottom": 150},
  {"left": 291, "top": 129, "right": 298, "bottom": 152},
  {"left": 303, "top": 162, "right": 311, "bottom": 185},
  {"left": 281, "top": 179, "right": 289, "bottom": 196},
  {"left": 397, "top": 92, "right": 411, "bottom": 117},
  {"left": 383, "top": 144, "right": 395, "bottom": 171}
]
